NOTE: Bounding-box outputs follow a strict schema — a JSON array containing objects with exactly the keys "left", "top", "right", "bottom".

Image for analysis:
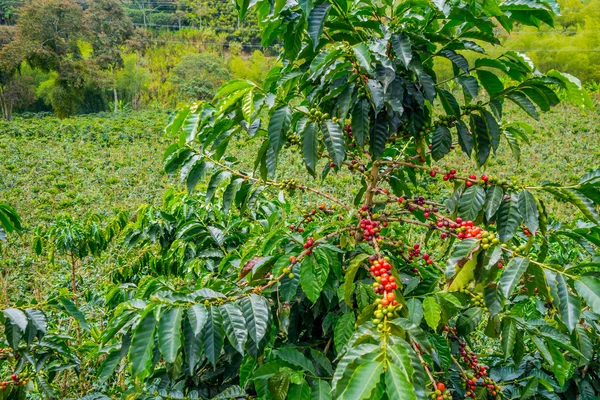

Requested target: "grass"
[{"left": 0, "top": 102, "right": 598, "bottom": 306}]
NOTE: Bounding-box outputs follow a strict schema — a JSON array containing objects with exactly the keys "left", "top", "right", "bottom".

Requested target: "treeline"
[
  {"left": 0, "top": 0, "right": 597, "bottom": 120},
  {"left": 0, "top": 0, "right": 272, "bottom": 120}
]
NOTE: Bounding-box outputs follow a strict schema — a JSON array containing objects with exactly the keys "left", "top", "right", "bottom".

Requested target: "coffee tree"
[{"left": 94, "top": 0, "right": 600, "bottom": 398}]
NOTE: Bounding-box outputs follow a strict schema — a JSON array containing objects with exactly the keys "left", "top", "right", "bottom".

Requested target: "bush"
[{"left": 169, "top": 53, "right": 230, "bottom": 101}]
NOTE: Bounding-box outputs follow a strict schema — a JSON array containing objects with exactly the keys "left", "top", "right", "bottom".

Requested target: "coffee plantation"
[{"left": 1, "top": 0, "right": 599, "bottom": 398}]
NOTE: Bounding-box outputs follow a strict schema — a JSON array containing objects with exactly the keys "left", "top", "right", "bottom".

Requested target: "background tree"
[
  {"left": 169, "top": 53, "right": 230, "bottom": 101},
  {"left": 86, "top": 0, "right": 134, "bottom": 113},
  {"left": 15, "top": 0, "right": 86, "bottom": 118},
  {"left": 0, "top": 25, "right": 34, "bottom": 120}
]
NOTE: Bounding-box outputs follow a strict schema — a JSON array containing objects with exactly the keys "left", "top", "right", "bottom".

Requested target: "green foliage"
[
  {"left": 169, "top": 53, "right": 231, "bottom": 101},
  {"left": 1, "top": 0, "right": 600, "bottom": 398}
]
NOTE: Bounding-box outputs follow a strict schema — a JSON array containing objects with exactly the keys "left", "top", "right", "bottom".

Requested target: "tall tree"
[
  {"left": 85, "top": 0, "right": 133, "bottom": 113},
  {"left": 0, "top": 25, "right": 34, "bottom": 120},
  {"left": 15, "top": 0, "right": 86, "bottom": 118}
]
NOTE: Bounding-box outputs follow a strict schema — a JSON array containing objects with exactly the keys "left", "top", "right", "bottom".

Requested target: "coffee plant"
[
  {"left": 0, "top": 203, "right": 21, "bottom": 248},
  {"left": 2, "top": 0, "right": 600, "bottom": 398}
]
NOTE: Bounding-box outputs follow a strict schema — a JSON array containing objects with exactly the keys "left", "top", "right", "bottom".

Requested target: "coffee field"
[{"left": 1, "top": 0, "right": 600, "bottom": 398}]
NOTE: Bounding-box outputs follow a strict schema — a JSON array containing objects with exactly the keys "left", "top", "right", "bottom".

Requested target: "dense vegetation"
[
  {"left": 0, "top": 0, "right": 599, "bottom": 120},
  {"left": 1, "top": 0, "right": 600, "bottom": 399}
]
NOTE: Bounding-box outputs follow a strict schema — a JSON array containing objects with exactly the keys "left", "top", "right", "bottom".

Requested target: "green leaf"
[
  {"left": 574, "top": 276, "right": 600, "bottom": 314},
  {"left": 521, "top": 377, "right": 538, "bottom": 399},
  {"left": 518, "top": 190, "right": 539, "bottom": 235},
  {"left": 422, "top": 296, "right": 441, "bottom": 329},
  {"left": 130, "top": 310, "right": 157, "bottom": 379},
  {"left": 458, "top": 76, "right": 479, "bottom": 101},
  {"left": 353, "top": 43, "right": 373, "bottom": 75},
  {"left": 431, "top": 126, "right": 452, "bottom": 161},
  {"left": 203, "top": 306, "right": 225, "bottom": 368},
  {"left": 274, "top": 347, "right": 316, "bottom": 374},
  {"left": 334, "top": 312, "right": 356, "bottom": 353},
  {"left": 406, "top": 299, "right": 423, "bottom": 325},
  {"left": 221, "top": 303, "right": 248, "bottom": 354},
  {"left": 308, "top": 2, "right": 331, "bottom": 50},
  {"left": 441, "top": 50, "right": 469, "bottom": 73},
  {"left": 448, "top": 257, "right": 477, "bottom": 292},
  {"left": 344, "top": 253, "right": 369, "bottom": 306},
  {"left": 456, "top": 307, "right": 482, "bottom": 335},
  {"left": 445, "top": 238, "right": 479, "bottom": 279},
  {"left": 496, "top": 198, "right": 522, "bottom": 243},
  {"left": 438, "top": 89, "right": 461, "bottom": 118},
  {"left": 269, "top": 105, "right": 292, "bottom": 155},
  {"left": 321, "top": 121, "right": 346, "bottom": 166},
  {"left": 484, "top": 111, "right": 501, "bottom": 151},
  {"left": 223, "top": 178, "right": 243, "bottom": 214},
  {"left": 351, "top": 99, "right": 370, "bottom": 147},
  {"left": 549, "top": 342, "right": 569, "bottom": 386},
  {"left": 288, "top": 381, "right": 311, "bottom": 400},
  {"left": 332, "top": 344, "right": 379, "bottom": 393},
  {"left": 187, "top": 304, "right": 208, "bottom": 336},
  {"left": 547, "top": 70, "right": 594, "bottom": 112},
  {"left": 206, "top": 170, "right": 232, "bottom": 203},
  {"left": 269, "top": 369, "right": 291, "bottom": 400},
  {"left": 339, "top": 361, "right": 384, "bottom": 400},
  {"left": 300, "top": 254, "right": 329, "bottom": 303},
  {"left": 215, "top": 80, "right": 254, "bottom": 100},
  {"left": 385, "top": 362, "right": 417, "bottom": 400},
  {"left": 508, "top": 91, "right": 539, "bottom": 120},
  {"left": 502, "top": 129, "right": 521, "bottom": 161},
  {"left": 556, "top": 274, "right": 580, "bottom": 333},
  {"left": 311, "top": 379, "right": 332, "bottom": 400},
  {"left": 472, "top": 113, "right": 491, "bottom": 165},
  {"left": 24, "top": 308, "right": 47, "bottom": 336},
  {"left": 2, "top": 308, "right": 27, "bottom": 332},
  {"left": 485, "top": 185, "right": 504, "bottom": 220},
  {"left": 428, "top": 334, "right": 451, "bottom": 369},
  {"left": 562, "top": 189, "right": 599, "bottom": 224},
  {"left": 183, "top": 316, "right": 202, "bottom": 372},
  {"left": 457, "top": 120, "right": 473, "bottom": 156},
  {"left": 240, "top": 294, "right": 270, "bottom": 344},
  {"left": 302, "top": 121, "right": 319, "bottom": 175},
  {"left": 501, "top": 317, "right": 517, "bottom": 361},
  {"left": 499, "top": 257, "right": 529, "bottom": 298},
  {"left": 184, "top": 159, "right": 212, "bottom": 194},
  {"left": 158, "top": 307, "right": 183, "bottom": 364},
  {"left": 476, "top": 70, "right": 504, "bottom": 97},
  {"left": 58, "top": 297, "right": 90, "bottom": 333},
  {"left": 458, "top": 185, "right": 486, "bottom": 221},
  {"left": 392, "top": 33, "right": 412, "bottom": 68}
]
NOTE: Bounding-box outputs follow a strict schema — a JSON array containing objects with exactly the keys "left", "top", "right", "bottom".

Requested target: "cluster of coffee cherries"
[
  {"left": 359, "top": 219, "right": 383, "bottom": 242},
  {"left": 430, "top": 382, "right": 452, "bottom": 400},
  {"left": 459, "top": 291, "right": 489, "bottom": 312},
  {"left": 284, "top": 133, "right": 301, "bottom": 147},
  {"left": 279, "top": 179, "right": 298, "bottom": 194},
  {"left": 0, "top": 373, "right": 28, "bottom": 390},
  {"left": 456, "top": 219, "right": 488, "bottom": 240},
  {"left": 283, "top": 256, "right": 297, "bottom": 279},
  {"left": 344, "top": 124, "right": 358, "bottom": 149},
  {"left": 302, "top": 237, "right": 315, "bottom": 254},
  {"left": 346, "top": 159, "right": 365, "bottom": 172},
  {"left": 465, "top": 174, "right": 490, "bottom": 187},
  {"left": 453, "top": 339, "right": 495, "bottom": 398},
  {"left": 510, "top": 242, "right": 529, "bottom": 254},
  {"left": 307, "top": 108, "right": 330, "bottom": 122},
  {"left": 0, "top": 347, "right": 10, "bottom": 360},
  {"left": 369, "top": 256, "right": 400, "bottom": 330}
]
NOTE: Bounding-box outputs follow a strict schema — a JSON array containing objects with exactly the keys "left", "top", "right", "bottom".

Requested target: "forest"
[{"left": 0, "top": 0, "right": 600, "bottom": 399}]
